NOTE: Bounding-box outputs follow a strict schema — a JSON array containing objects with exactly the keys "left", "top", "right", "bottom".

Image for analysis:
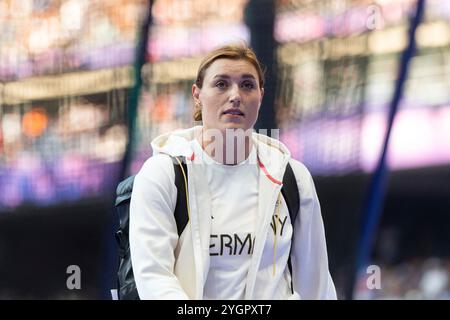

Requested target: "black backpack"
[{"left": 114, "top": 157, "right": 299, "bottom": 300}]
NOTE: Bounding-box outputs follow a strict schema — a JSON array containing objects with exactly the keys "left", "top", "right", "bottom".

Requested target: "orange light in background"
[{"left": 22, "top": 107, "right": 48, "bottom": 138}]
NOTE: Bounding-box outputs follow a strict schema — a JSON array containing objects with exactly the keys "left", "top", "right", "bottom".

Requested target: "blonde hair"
[{"left": 194, "top": 44, "right": 265, "bottom": 121}]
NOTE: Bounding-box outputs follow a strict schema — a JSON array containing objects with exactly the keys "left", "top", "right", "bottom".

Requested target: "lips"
[{"left": 223, "top": 108, "right": 244, "bottom": 116}]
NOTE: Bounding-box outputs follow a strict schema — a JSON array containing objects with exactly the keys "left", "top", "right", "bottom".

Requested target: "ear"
[
  {"left": 192, "top": 84, "right": 201, "bottom": 102},
  {"left": 259, "top": 87, "right": 264, "bottom": 105}
]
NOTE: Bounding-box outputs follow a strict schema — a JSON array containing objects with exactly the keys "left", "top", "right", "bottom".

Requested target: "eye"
[
  {"left": 241, "top": 81, "right": 255, "bottom": 90},
  {"left": 215, "top": 81, "right": 228, "bottom": 89}
]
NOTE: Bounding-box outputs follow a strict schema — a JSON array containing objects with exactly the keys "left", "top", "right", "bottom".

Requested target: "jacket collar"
[{"left": 151, "top": 126, "right": 291, "bottom": 181}]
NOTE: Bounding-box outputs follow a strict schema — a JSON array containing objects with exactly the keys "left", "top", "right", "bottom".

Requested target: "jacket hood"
[
  {"left": 151, "top": 126, "right": 199, "bottom": 159},
  {"left": 151, "top": 126, "right": 291, "bottom": 183}
]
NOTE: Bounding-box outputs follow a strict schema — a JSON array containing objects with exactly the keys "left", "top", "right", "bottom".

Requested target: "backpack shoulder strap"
[
  {"left": 280, "top": 161, "right": 300, "bottom": 294},
  {"left": 281, "top": 162, "right": 300, "bottom": 225},
  {"left": 172, "top": 156, "right": 188, "bottom": 236}
]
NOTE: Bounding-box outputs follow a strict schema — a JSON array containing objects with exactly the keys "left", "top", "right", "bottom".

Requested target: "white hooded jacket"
[{"left": 129, "top": 126, "right": 337, "bottom": 300}]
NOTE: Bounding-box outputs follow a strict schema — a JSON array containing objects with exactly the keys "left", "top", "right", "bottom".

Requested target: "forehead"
[{"left": 204, "top": 58, "right": 259, "bottom": 79}]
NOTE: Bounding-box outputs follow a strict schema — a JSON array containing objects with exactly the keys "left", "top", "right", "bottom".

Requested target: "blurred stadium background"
[{"left": 0, "top": 0, "right": 449, "bottom": 299}]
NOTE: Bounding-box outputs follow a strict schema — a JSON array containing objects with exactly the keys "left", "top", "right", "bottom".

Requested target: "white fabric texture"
[
  {"left": 190, "top": 139, "right": 261, "bottom": 299},
  {"left": 129, "top": 126, "right": 337, "bottom": 300}
]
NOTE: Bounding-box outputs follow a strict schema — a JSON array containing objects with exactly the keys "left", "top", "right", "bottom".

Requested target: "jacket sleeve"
[
  {"left": 289, "top": 160, "right": 337, "bottom": 300},
  {"left": 129, "top": 154, "right": 190, "bottom": 299}
]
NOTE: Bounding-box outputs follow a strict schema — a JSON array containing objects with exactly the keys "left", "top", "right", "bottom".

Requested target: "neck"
[{"left": 196, "top": 127, "right": 254, "bottom": 165}]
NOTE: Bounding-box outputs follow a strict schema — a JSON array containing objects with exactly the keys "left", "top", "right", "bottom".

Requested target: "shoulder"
[
  {"left": 288, "top": 158, "right": 314, "bottom": 183},
  {"left": 140, "top": 153, "right": 175, "bottom": 171},
  {"left": 288, "top": 158, "right": 317, "bottom": 200},
  {"left": 135, "top": 153, "right": 176, "bottom": 185}
]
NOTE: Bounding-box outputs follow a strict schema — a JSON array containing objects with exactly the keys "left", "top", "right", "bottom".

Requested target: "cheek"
[
  {"left": 249, "top": 107, "right": 260, "bottom": 121},
  {"left": 201, "top": 92, "right": 223, "bottom": 107},
  {"left": 249, "top": 96, "right": 262, "bottom": 113},
  {"left": 251, "top": 99, "right": 261, "bottom": 120},
  {"left": 203, "top": 96, "right": 227, "bottom": 117},
  {"left": 201, "top": 100, "right": 220, "bottom": 122}
]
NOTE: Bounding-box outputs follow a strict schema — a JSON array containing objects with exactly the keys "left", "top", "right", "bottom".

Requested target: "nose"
[{"left": 229, "top": 84, "right": 241, "bottom": 106}]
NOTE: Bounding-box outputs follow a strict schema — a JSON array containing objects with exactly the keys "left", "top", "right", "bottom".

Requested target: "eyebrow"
[{"left": 212, "top": 74, "right": 256, "bottom": 80}]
